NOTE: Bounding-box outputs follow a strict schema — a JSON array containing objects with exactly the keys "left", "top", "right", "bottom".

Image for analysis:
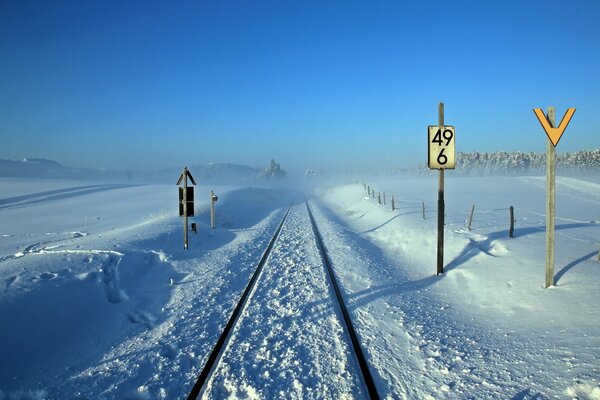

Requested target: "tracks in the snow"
[{"left": 187, "top": 200, "right": 380, "bottom": 400}]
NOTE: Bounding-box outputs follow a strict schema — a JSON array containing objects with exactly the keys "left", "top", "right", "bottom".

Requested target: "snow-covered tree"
[{"left": 260, "top": 159, "right": 286, "bottom": 179}]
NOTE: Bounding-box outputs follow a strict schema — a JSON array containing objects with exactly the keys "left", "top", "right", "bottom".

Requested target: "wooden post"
[
  {"left": 391, "top": 195, "right": 395, "bottom": 211},
  {"left": 372, "top": 189, "right": 375, "bottom": 198},
  {"left": 422, "top": 201, "right": 425, "bottom": 219},
  {"left": 546, "top": 107, "right": 556, "bottom": 288},
  {"left": 367, "top": 185, "right": 370, "bottom": 196},
  {"left": 383, "top": 192, "right": 386, "bottom": 205},
  {"left": 210, "top": 190, "right": 216, "bottom": 229},
  {"left": 509, "top": 206, "right": 515, "bottom": 238},
  {"left": 437, "top": 102, "right": 445, "bottom": 275},
  {"left": 378, "top": 192, "right": 381, "bottom": 205},
  {"left": 467, "top": 204, "right": 475, "bottom": 231}
]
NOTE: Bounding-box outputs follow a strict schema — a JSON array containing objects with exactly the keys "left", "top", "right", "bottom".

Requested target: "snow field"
[
  {"left": 0, "top": 181, "right": 293, "bottom": 398},
  {"left": 1, "top": 176, "right": 599, "bottom": 399},
  {"left": 313, "top": 176, "right": 600, "bottom": 398}
]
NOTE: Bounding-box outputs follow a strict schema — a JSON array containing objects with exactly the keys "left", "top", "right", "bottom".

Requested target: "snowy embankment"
[
  {"left": 1, "top": 175, "right": 599, "bottom": 399},
  {"left": 0, "top": 179, "right": 293, "bottom": 399},
  {"left": 312, "top": 175, "right": 600, "bottom": 399}
]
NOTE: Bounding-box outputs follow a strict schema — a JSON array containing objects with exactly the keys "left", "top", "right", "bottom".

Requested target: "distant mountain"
[
  {"left": 0, "top": 158, "right": 115, "bottom": 180},
  {"left": 0, "top": 158, "right": 261, "bottom": 184}
]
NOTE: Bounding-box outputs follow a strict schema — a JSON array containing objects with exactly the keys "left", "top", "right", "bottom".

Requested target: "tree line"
[{"left": 412, "top": 149, "right": 600, "bottom": 176}]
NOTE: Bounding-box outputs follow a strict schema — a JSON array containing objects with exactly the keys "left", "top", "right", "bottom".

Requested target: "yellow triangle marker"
[{"left": 533, "top": 107, "right": 576, "bottom": 147}]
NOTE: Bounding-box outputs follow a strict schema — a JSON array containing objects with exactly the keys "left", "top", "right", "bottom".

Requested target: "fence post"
[
  {"left": 509, "top": 206, "right": 515, "bottom": 238},
  {"left": 383, "top": 192, "right": 386, "bottom": 205},
  {"left": 391, "top": 195, "right": 395, "bottom": 211},
  {"left": 210, "top": 190, "right": 217, "bottom": 229},
  {"left": 422, "top": 201, "right": 425, "bottom": 219},
  {"left": 467, "top": 204, "right": 475, "bottom": 231},
  {"left": 378, "top": 192, "right": 381, "bottom": 204},
  {"left": 372, "top": 189, "right": 375, "bottom": 199}
]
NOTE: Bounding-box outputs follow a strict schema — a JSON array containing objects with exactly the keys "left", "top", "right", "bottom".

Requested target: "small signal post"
[
  {"left": 428, "top": 102, "right": 456, "bottom": 275},
  {"left": 177, "top": 166, "right": 197, "bottom": 250},
  {"left": 210, "top": 190, "right": 218, "bottom": 229}
]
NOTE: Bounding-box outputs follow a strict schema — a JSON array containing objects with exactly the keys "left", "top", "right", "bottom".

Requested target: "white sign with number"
[{"left": 428, "top": 125, "right": 455, "bottom": 169}]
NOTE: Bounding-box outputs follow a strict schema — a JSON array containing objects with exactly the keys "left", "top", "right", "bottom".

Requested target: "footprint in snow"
[
  {"left": 127, "top": 310, "right": 157, "bottom": 329},
  {"left": 160, "top": 342, "right": 179, "bottom": 358},
  {"left": 40, "top": 272, "right": 58, "bottom": 280},
  {"left": 5, "top": 275, "right": 18, "bottom": 289}
]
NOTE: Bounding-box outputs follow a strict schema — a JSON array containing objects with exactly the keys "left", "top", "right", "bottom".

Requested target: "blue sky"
[{"left": 1, "top": 0, "right": 599, "bottom": 173}]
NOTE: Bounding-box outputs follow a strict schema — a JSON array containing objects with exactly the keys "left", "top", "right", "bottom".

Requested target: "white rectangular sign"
[{"left": 428, "top": 125, "right": 456, "bottom": 169}]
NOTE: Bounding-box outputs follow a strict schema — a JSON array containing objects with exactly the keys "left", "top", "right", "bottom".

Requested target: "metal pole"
[
  {"left": 210, "top": 190, "right": 216, "bottom": 229},
  {"left": 183, "top": 169, "right": 189, "bottom": 250},
  {"left": 437, "top": 102, "right": 445, "bottom": 275},
  {"left": 545, "top": 107, "right": 556, "bottom": 288}
]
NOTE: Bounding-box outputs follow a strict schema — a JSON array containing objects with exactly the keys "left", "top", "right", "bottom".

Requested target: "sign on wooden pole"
[
  {"left": 176, "top": 166, "right": 197, "bottom": 250},
  {"left": 546, "top": 107, "right": 556, "bottom": 288},
  {"left": 533, "top": 106, "right": 576, "bottom": 288},
  {"left": 428, "top": 102, "right": 455, "bottom": 275}
]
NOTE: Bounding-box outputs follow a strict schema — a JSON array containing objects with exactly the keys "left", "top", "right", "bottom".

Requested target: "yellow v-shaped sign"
[{"left": 533, "top": 108, "right": 576, "bottom": 147}]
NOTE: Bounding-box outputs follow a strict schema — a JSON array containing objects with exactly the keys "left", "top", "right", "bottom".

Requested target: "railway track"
[{"left": 187, "top": 200, "right": 380, "bottom": 399}]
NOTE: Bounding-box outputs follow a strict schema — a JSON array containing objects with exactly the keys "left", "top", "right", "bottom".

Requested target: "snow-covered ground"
[{"left": 0, "top": 176, "right": 599, "bottom": 399}]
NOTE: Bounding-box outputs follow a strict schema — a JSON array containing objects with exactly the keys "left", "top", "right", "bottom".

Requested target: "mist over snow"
[{"left": 0, "top": 158, "right": 297, "bottom": 185}]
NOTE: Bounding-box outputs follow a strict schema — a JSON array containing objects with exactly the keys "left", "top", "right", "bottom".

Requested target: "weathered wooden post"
[
  {"left": 437, "top": 104, "right": 445, "bottom": 275},
  {"left": 391, "top": 195, "right": 395, "bottom": 211},
  {"left": 467, "top": 204, "right": 475, "bottom": 231},
  {"left": 509, "top": 206, "right": 515, "bottom": 238},
  {"left": 383, "top": 192, "right": 386, "bottom": 205},
  {"left": 367, "top": 185, "right": 370, "bottom": 196},
  {"left": 422, "top": 201, "right": 425, "bottom": 219},
  {"left": 533, "top": 106, "right": 576, "bottom": 288},
  {"left": 372, "top": 189, "right": 375, "bottom": 199},
  {"left": 378, "top": 192, "right": 381, "bottom": 205},
  {"left": 546, "top": 108, "right": 556, "bottom": 288}
]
